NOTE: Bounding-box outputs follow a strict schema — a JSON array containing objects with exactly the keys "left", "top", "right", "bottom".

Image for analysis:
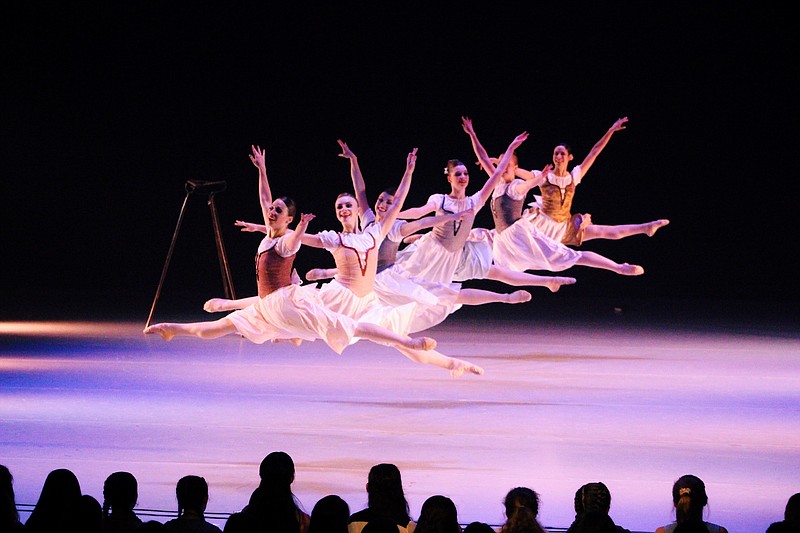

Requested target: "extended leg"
[
  {"left": 394, "top": 346, "right": 484, "bottom": 377},
  {"left": 576, "top": 251, "right": 644, "bottom": 275},
  {"left": 583, "top": 219, "right": 669, "bottom": 241},
  {"left": 487, "top": 265, "right": 577, "bottom": 292},
  {"left": 456, "top": 288, "right": 532, "bottom": 305},
  {"left": 143, "top": 317, "right": 237, "bottom": 341},
  {"left": 355, "top": 322, "right": 436, "bottom": 351}
]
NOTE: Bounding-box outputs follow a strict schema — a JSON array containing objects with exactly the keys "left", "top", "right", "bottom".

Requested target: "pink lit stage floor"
[{"left": 1, "top": 302, "right": 798, "bottom": 533}]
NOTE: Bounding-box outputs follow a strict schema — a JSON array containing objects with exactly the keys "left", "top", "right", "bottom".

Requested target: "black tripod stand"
[{"left": 145, "top": 180, "right": 236, "bottom": 328}]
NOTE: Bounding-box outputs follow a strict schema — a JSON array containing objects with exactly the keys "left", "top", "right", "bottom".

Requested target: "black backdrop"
[{"left": 3, "top": 3, "right": 797, "bottom": 323}]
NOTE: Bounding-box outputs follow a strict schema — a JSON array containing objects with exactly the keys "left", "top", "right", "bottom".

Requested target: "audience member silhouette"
[
  {"left": 76, "top": 493, "right": 105, "bottom": 533},
  {"left": 498, "top": 486, "right": 546, "bottom": 533},
  {"left": 463, "top": 522, "right": 497, "bottom": 533},
  {"left": 766, "top": 492, "right": 800, "bottom": 533},
  {"left": 163, "top": 474, "right": 223, "bottom": 533},
  {"left": 309, "top": 494, "right": 350, "bottom": 533},
  {"left": 140, "top": 520, "right": 168, "bottom": 531},
  {"left": 565, "top": 482, "right": 631, "bottom": 533},
  {"left": 360, "top": 517, "right": 403, "bottom": 533},
  {"left": 568, "top": 510, "right": 620, "bottom": 533},
  {"left": 223, "top": 451, "right": 309, "bottom": 533},
  {"left": 413, "top": 494, "right": 462, "bottom": 533},
  {"left": 0, "top": 464, "right": 24, "bottom": 532},
  {"left": 23, "top": 468, "right": 83, "bottom": 533},
  {"left": 348, "top": 463, "right": 414, "bottom": 533},
  {"left": 103, "top": 471, "right": 143, "bottom": 533},
  {"left": 655, "top": 474, "right": 728, "bottom": 533}
]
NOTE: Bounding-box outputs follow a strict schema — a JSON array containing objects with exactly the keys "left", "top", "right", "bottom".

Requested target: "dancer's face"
[
  {"left": 552, "top": 145, "right": 573, "bottom": 172},
  {"left": 335, "top": 194, "right": 358, "bottom": 229},
  {"left": 447, "top": 164, "right": 469, "bottom": 191},
  {"left": 374, "top": 192, "right": 395, "bottom": 221},
  {"left": 268, "top": 199, "right": 293, "bottom": 230}
]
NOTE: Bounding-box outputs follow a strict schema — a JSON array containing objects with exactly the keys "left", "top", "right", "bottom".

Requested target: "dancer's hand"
[{"left": 249, "top": 145, "right": 266, "bottom": 169}]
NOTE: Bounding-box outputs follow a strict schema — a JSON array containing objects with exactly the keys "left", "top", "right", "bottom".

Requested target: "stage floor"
[{"left": 1, "top": 300, "right": 798, "bottom": 533}]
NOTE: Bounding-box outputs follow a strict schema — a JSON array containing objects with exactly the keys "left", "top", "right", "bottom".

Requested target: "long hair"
[
  {"left": 366, "top": 463, "right": 410, "bottom": 525},
  {"left": 671, "top": 474, "right": 708, "bottom": 523},
  {"left": 246, "top": 451, "right": 303, "bottom": 533},
  {"left": 501, "top": 487, "right": 545, "bottom": 533}
]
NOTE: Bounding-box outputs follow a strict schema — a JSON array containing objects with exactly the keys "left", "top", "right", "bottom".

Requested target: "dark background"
[{"left": 3, "top": 3, "right": 797, "bottom": 327}]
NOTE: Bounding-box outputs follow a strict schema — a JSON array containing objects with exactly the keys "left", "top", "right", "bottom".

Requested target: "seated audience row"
[{"left": 3, "top": 459, "right": 797, "bottom": 532}]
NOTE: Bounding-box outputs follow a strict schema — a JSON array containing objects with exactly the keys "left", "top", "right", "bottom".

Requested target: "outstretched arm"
[
  {"left": 235, "top": 220, "right": 268, "bottom": 233},
  {"left": 477, "top": 132, "right": 529, "bottom": 207},
  {"left": 579, "top": 117, "right": 628, "bottom": 175},
  {"left": 249, "top": 145, "right": 272, "bottom": 226},
  {"left": 283, "top": 213, "right": 315, "bottom": 252},
  {"left": 337, "top": 139, "right": 370, "bottom": 220},
  {"left": 398, "top": 209, "right": 474, "bottom": 238},
  {"left": 461, "top": 116, "right": 496, "bottom": 177},
  {"left": 380, "top": 148, "right": 418, "bottom": 240}
]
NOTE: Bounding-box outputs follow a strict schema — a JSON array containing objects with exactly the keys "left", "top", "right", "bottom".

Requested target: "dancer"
[
  {"left": 462, "top": 115, "right": 656, "bottom": 275},
  {"left": 306, "top": 139, "right": 544, "bottom": 335},
  {"left": 392, "top": 130, "right": 576, "bottom": 289},
  {"left": 297, "top": 144, "right": 484, "bottom": 376},
  {"left": 144, "top": 145, "right": 438, "bottom": 357}
]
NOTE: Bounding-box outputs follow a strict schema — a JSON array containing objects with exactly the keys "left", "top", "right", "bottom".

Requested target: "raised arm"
[
  {"left": 476, "top": 132, "right": 529, "bottom": 206},
  {"left": 249, "top": 145, "right": 272, "bottom": 226},
  {"left": 380, "top": 148, "right": 418, "bottom": 239},
  {"left": 579, "top": 117, "right": 628, "bottom": 175},
  {"left": 337, "top": 139, "right": 370, "bottom": 220},
  {"left": 282, "top": 213, "right": 315, "bottom": 252},
  {"left": 461, "top": 116, "right": 496, "bottom": 176}
]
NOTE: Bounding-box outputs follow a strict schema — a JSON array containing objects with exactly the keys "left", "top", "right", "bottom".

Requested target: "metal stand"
[{"left": 145, "top": 180, "right": 236, "bottom": 328}]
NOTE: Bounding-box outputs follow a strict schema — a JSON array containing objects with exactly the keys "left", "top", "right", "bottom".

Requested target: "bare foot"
[
  {"left": 143, "top": 324, "right": 175, "bottom": 341},
  {"left": 505, "top": 290, "right": 532, "bottom": 303},
  {"left": 647, "top": 219, "right": 670, "bottom": 237},
  {"left": 203, "top": 298, "right": 227, "bottom": 313},
  {"left": 449, "top": 358, "right": 484, "bottom": 377},
  {"left": 545, "top": 277, "right": 577, "bottom": 293},
  {"left": 408, "top": 336, "right": 437, "bottom": 351},
  {"left": 619, "top": 263, "right": 645, "bottom": 276}
]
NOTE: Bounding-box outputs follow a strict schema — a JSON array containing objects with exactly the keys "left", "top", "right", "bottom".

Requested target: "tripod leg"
[
  {"left": 145, "top": 192, "right": 191, "bottom": 328},
  {"left": 208, "top": 194, "right": 237, "bottom": 300}
]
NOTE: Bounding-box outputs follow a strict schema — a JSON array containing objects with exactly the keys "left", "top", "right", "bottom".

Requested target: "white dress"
[
  {"left": 491, "top": 178, "right": 581, "bottom": 272},
  {"left": 226, "top": 232, "right": 357, "bottom": 354},
  {"left": 361, "top": 209, "right": 463, "bottom": 334},
  {"left": 314, "top": 222, "right": 419, "bottom": 339},
  {"left": 393, "top": 192, "right": 493, "bottom": 285}
]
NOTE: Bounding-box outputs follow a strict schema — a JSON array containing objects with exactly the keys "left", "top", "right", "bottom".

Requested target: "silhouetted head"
[
  {"left": 309, "top": 494, "right": 350, "bottom": 533},
  {"left": 671, "top": 474, "right": 708, "bottom": 523},
  {"left": 574, "top": 482, "right": 612, "bottom": 517},
  {"left": 175, "top": 475, "right": 209, "bottom": 516},
  {"left": 259, "top": 451, "right": 296, "bottom": 488},
  {"left": 103, "top": 471, "right": 138, "bottom": 516},
  {"left": 415, "top": 494, "right": 460, "bottom": 533},
  {"left": 366, "top": 463, "right": 410, "bottom": 524}
]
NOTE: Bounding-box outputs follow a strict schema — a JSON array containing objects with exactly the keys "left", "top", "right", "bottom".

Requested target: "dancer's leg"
[
  {"left": 355, "top": 322, "right": 437, "bottom": 351},
  {"left": 143, "top": 318, "right": 237, "bottom": 341},
  {"left": 486, "top": 265, "right": 577, "bottom": 293},
  {"left": 456, "top": 288, "right": 532, "bottom": 305},
  {"left": 395, "top": 345, "right": 484, "bottom": 377},
  {"left": 576, "top": 251, "right": 644, "bottom": 275},
  {"left": 583, "top": 219, "right": 669, "bottom": 241}
]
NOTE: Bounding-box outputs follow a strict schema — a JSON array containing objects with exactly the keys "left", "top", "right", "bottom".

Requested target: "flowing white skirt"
[
  {"left": 492, "top": 217, "right": 580, "bottom": 272},
  {"left": 227, "top": 283, "right": 356, "bottom": 354}
]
